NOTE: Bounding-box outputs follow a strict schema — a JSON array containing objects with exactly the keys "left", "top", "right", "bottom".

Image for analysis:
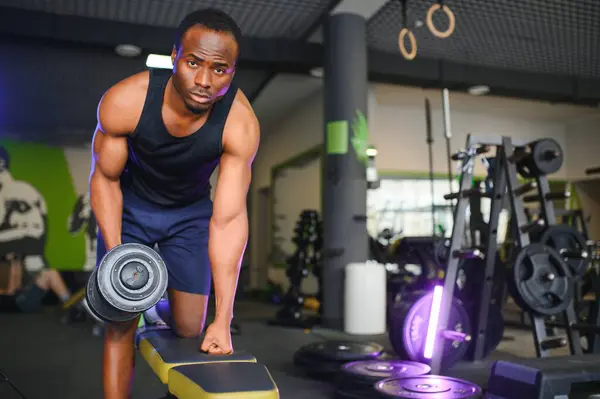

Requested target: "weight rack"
[{"left": 431, "top": 134, "right": 529, "bottom": 374}]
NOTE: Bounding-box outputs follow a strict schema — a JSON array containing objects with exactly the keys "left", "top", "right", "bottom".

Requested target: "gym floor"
[{"left": 0, "top": 299, "right": 575, "bottom": 399}]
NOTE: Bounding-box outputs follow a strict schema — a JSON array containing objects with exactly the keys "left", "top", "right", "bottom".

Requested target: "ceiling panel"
[
  {"left": 368, "top": 0, "right": 600, "bottom": 78},
  {"left": 0, "top": 0, "right": 334, "bottom": 39}
]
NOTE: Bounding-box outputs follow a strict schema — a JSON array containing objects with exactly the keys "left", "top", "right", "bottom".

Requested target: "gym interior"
[{"left": 1, "top": 0, "right": 600, "bottom": 398}]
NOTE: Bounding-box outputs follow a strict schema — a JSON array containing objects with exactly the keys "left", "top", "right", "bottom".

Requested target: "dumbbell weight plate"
[
  {"left": 96, "top": 243, "right": 168, "bottom": 314},
  {"left": 86, "top": 269, "right": 139, "bottom": 322}
]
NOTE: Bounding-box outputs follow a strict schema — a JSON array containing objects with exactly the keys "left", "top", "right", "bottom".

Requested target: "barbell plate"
[
  {"left": 530, "top": 138, "right": 563, "bottom": 176},
  {"left": 375, "top": 375, "right": 482, "bottom": 399},
  {"left": 536, "top": 225, "right": 588, "bottom": 278},
  {"left": 96, "top": 243, "right": 168, "bottom": 313},
  {"left": 388, "top": 291, "right": 472, "bottom": 371},
  {"left": 342, "top": 360, "right": 431, "bottom": 382},
  {"left": 508, "top": 243, "right": 573, "bottom": 316},
  {"left": 301, "top": 340, "right": 384, "bottom": 362}
]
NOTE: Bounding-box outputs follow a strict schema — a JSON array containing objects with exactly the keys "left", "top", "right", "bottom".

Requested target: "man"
[{"left": 89, "top": 8, "right": 259, "bottom": 399}]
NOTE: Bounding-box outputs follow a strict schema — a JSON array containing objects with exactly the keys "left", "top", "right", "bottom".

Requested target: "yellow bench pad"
[
  {"left": 168, "top": 362, "right": 279, "bottom": 399},
  {"left": 138, "top": 329, "right": 256, "bottom": 384}
]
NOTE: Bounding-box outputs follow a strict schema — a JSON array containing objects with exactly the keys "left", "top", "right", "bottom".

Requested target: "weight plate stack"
[
  {"left": 374, "top": 375, "right": 483, "bottom": 398},
  {"left": 388, "top": 291, "right": 472, "bottom": 371},
  {"left": 335, "top": 360, "right": 431, "bottom": 398},
  {"left": 293, "top": 340, "right": 386, "bottom": 380}
]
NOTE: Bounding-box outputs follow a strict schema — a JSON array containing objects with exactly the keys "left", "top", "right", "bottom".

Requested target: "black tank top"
[{"left": 121, "top": 68, "right": 237, "bottom": 208}]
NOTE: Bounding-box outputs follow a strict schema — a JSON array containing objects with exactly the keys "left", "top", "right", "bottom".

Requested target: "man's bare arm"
[
  {"left": 209, "top": 103, "right": 260, "bottom": 326},
  {"left": 89, "top": 73, "right": 146, "bottom": 251}
]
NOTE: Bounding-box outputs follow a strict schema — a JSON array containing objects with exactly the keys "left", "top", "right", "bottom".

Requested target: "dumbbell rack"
[{"left": 431, "top": 134, "right": 527, "bottom": 374}]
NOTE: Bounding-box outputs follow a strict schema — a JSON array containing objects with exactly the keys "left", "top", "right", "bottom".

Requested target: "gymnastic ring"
[
  {"left": 398, "top": 28, "right": 417, "bottom": 60},
  {"left": 426, "top": 3, "right": 456, "bottom": 39}
]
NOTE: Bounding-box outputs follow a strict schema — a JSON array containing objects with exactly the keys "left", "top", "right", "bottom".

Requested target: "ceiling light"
[
  {"left": 115, "top": 44, "right": 142, "bottom": 58},
  {"left": 468, "top": 85, "right": 490, "bottom": 96},
  {"left": 146, "top": 54, "right": 173, "bottom": 69},
  {"left": 309, "top": 67, "right": 324, "bottom": 78}
]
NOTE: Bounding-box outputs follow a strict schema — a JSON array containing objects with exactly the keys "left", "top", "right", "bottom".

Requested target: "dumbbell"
[{"left": 85, "top": 243, "right": 168, "bottom": 323}]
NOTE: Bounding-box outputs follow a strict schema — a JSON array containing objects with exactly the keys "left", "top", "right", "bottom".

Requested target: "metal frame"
[{"left": 431, "top": 134, "right": 504, "bottom": 373}]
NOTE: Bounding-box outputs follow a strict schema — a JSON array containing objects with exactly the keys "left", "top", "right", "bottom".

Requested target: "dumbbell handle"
[{"left": 442, "top": 330, "right": 471, "bottom": 343}]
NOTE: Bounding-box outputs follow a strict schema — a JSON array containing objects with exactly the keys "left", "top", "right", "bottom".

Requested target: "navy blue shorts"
[{"left": 96, "top": 190, "right": 213, "bottom": 295}]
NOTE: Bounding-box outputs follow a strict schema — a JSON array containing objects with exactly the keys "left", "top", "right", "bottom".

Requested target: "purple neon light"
[{"left": 423, "top": 285, "right": 443, "bottom": 359}]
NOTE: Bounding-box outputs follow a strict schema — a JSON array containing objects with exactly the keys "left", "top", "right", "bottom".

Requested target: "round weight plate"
[
  {"left": 509, "top": 243, "right": 573, "bottom": 316},
  {"left": 85, "top": 269, "right": 139, "bottom": 323},
  {"left": 537, "top": 225, "right": 588, "bottom": 278},
  {"left": 96, "top": 243, "right": 168, "bottom": 313},
  {"left": 388, "top": 292, "right": 472, "bottom": 371},
  {"left": 302, "top": 340, "right": 384, "bottom": 362},
  {"left": 342, "top": 360, "right": 431, "bottom": 382},
  {"left": 530, "top": 138, "right": 563, "bottom": 176},
  {"left": 375, "top": 376, "right": 482, "bottom": 399}
]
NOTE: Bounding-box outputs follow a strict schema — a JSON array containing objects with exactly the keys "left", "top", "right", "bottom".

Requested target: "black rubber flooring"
[{"left": 0, "top": 300, "right": 525, "bottom": 399}]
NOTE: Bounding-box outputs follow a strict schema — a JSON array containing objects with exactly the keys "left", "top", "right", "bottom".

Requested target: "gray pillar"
[{"left": 322, "top": 13, "right": 369, "bottom": 330}]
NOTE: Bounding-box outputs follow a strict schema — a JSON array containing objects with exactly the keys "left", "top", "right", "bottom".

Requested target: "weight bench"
[{"left": 136, "top": 326, "right": 279, "bottom": 398}]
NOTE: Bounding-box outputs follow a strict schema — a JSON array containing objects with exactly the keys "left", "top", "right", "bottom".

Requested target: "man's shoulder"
[
  {"left": 222, "top": 89, "right": 260, "bottom": 158},
  {"left": 98, "top": 71, "right": 151, "bottom": 135},
  {"left": 228, "top": 89, "right": 259, "bottom": 129}
]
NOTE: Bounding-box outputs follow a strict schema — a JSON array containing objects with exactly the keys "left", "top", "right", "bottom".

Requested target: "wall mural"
[{"left": 0, "top": 139, "right": 94, "bottom": 271}]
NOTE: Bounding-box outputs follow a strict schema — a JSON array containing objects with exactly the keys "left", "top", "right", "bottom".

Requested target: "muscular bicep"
[
  {"left": 91, "top": 129, "right": 128, "bottom": 181},
  {"left": 90, "top": 82, "right": 138, "bottom": 181}
]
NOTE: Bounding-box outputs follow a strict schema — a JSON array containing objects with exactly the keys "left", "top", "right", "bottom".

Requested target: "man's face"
[{"left": 171, "top": 25, "right": 238, "bottom": 115}]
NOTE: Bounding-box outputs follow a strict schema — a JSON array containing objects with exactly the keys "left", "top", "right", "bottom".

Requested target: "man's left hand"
[{"left": 200, "top": 322, "right": 233, "bottom": 355}]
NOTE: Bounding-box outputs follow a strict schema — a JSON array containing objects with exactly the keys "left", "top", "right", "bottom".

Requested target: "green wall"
[{"left": 0, "top": 139, "right": 86, "bottom": 270}]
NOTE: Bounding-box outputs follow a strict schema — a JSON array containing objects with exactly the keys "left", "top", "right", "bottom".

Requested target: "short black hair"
[{"left": 173, "top": 8, "right": 242, "bottom": 53}]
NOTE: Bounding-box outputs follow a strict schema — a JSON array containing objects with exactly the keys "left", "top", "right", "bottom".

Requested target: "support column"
[{"left": 322, "top": 12, "right": 369, "bottom": 330}]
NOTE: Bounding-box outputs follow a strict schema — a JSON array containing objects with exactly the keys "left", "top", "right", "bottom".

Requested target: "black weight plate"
[
  {"left": 537, "top": 225, "right": 588, "bottom": 278},
  {"left": 85, "top": 269, "right": 138, "bottom": 323},
  {"left": 375, "top": 375, "right": 482, "bottom": 399},
  {"left": 341, "top": 360, "right": 431, "bottom": 388},
  {"left": 388, "top": 291, "right": 472, "bottom": 371},
  {"left": 335, "top": 360, "right": 428, "bottom": 399},
  {"left": 530, "top": 138, "right": 563, "bottom": 176},
  {"left": 302, "top": 340, "right": 384, "bottom": 362},
  {"left": 509, "top": 243, "right": 573, "bottom": 316}
]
